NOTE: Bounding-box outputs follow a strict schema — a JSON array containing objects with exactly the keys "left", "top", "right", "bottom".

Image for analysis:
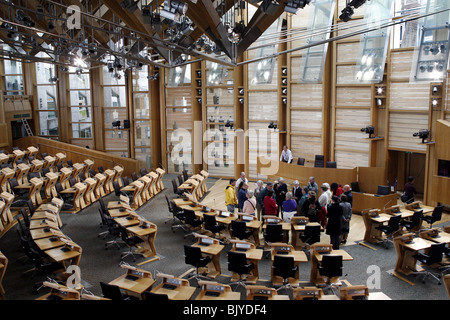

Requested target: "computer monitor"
[{"left": 377, "top": 185, "right": 390, "bottom": 195}]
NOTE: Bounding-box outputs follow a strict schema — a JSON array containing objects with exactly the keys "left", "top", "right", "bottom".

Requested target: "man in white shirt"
[
  {"left": 318, "top": 183, "right": 332, "bottom": 208},
  {"left": 280, "top": 145, "right": 293, "bottom": 164},
  {"left": 235, "top": 172, "right": 248, "bottom": 192}
]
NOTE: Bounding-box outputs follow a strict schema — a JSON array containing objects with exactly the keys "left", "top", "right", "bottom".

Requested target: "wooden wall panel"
[
  {"left": 248, "top": 91, "right": 278, "bottom": 121},
  {"left": 336, "top": 87, "right": 372, "bottom": 107},
  {"left": 336, "top": 42, "right": 360, "bottom": 64},
  {"left": 335, "top": 130, "right": 370, "bottom": 152},
  {"left": 291, "top": 135, "right": 322, "bottom": 164},
  {"left": 290, "top": 84, "right": 323, "bottom": 108},
  {"left": 290, "top": 110, "right": 322, "bottom": 134},
  {"left": 388, "top": 112, "right": 428, "bottom": 152},
  {"left": 335, "top": 150, "right": 369, "bottom": 169},
  {"left": 389, "top": 50, "right": 414, "bottom": 81},
  {"left": 335, "top": 108, "right": 371, "bottom": 129},
  {"left": 389, "top": 82, "right": 429, "bottom": 110},
  {"left": 336, "top": 65, "right": 356, "bottom": 84}
]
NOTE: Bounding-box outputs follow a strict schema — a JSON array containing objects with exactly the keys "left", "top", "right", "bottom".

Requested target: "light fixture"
[
  {"left": 413, "top": 129, "right": 430, "bottom": 144},
  {"left": 284, "top": 0, "right": 311, "bottom": 14},
  {"left": 361, "top": 125, "right": 375, "bottom": 139},
  {"left": 348, "top": 0, "right": 366, "bottom": 9},
  {"left": 376, "top": 98, "right": 383, "bottom": 107},
  {"left": 339, "top": 6, "right": 354, "bottom": 22},
  {"left": 282, "top": 98, "right": 288, "bottom": 104},
  {"left": 121, "top": 0, "right": 139, "bottom": 13},
  {"left": 160, "top": 0, "right": 188, "bottom": 23},
  {"left": 432, "top": 86, "right": 439, "bottom": 95},
  {"left": 261, "top": 0, "right": 280, "bottom": 15},
  {"left": 376, "top": 87, "right": 384, "bottom": 95},
  {"left": 432, "top": 99, "right": 438, "bottom": 107},
  {"left": 112, "top": 120, "right": 121, "bottom": 129}
]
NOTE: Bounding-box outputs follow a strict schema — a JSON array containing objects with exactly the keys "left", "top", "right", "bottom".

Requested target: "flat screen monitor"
[{"left": 377, "top": 185, "right": 390, "bottom": 195}]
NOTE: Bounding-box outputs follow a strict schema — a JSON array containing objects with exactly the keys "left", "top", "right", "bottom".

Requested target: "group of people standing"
[{"left": 224, "top": 172, "right": 354, "bottom": 250}]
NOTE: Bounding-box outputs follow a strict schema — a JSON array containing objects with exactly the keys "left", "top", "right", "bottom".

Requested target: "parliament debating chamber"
[{"left": 0, "top": 0, "right": 449, "bottom": 307}]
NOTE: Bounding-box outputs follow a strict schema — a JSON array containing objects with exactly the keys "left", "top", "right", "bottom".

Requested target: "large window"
[
  {"left": 68, "top": 67, "right": 93, "bottom": 148},
  {"left": 102, "top": 66, "right": 129, "bottom": 157},
  {"left": 132, "top": 68, "right": 151, "bottom": 168},
  {"left": 1, "top": 45, "right": 24, "bottom": 95},
  {"left": 35, "top": 59, "right": 59, "bottom": 138}
]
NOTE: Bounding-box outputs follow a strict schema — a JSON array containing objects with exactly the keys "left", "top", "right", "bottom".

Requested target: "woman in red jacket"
[{"left": 263, "top": 190, "right": 278, "bottom": 216}]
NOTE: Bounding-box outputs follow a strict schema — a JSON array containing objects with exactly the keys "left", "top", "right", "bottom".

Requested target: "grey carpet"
[{"left": 0, "top": 174, "right": 448, "bottom": 300}]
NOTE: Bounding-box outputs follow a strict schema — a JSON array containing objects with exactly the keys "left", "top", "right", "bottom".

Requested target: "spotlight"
[
  {"left": 376, "top": 87, "right": 384, "bottom": 95},
  {"left": 339, "top": 6, "right": 354, "bottom": 22},
  {"left": 239, "top": 98, "right": 244, "bottom": 104},
  {"left": 432, "top": 99, "right": 438, "bottom": 106},
  {"left": 112, "top": 120, "right": 121, "bottom": 129},
  {"left": 348, "top": 0, "right": 366, "bottom": 9},
  {"left": 107, "top": 60, "right": 115, "bottom": 73},
  {"left": 432, "top": 86, "right": 439, "bottom": 95},
  {"left": 233, "top": 20, "right": 246, "bottom": 36},
  {"left": 361, "top": 125, "right": 375, "bottom": 139},
  {"left": 268, "top": 121, "right": 275, "bottom": 129},
  {"left": 430, "top": 45, "right": 440, "bottom": 55},
  {"left": 121, "top": 0, "right": 139, "bottom": 13},
  {"left": 426, "top": 64, "right": 434, "bottom": 73},
  {"left": 49, "top": 77, "right": 58, "bottom": 83},
  {"left": 413, "top": 129, "right": 430, "bottom": 144},
  {"left": 48, "top": 20, "right": 56, "bottom": 30},
  {"left": 282, "top": 98, "right": 288, "bottom": 104},
  {"left": 436, "top": 62, "right": 444, "bottom": 72},
  {"left": 284, "top": 0, "right": 311, "bottom": 14},
  {"left": 376, "top": 98, "right": 383, "bottom": 107},
  {"left": 419, "top": 64, "right": 426, "bottom": 73},
  {"left": 88, "top": 43, "right": 97, "bottom": 55}
]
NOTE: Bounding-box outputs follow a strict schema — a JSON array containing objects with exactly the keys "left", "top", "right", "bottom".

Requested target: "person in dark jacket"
[
  {"left": 326, "top": 196, "right": 343, "bottom": 250},
  {"left": 301, "top": 191, "right": 321, "bottom": 222},
  {"left": 275, "top": 178, "right": 287, "bottom": 217}
]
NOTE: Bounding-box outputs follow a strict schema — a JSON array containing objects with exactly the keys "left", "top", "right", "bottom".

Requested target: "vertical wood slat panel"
[{"left": 388, "top": 112, "right": 428, "bottom": 151}]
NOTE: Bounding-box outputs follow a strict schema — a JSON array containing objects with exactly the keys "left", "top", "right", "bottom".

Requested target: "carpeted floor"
[{"left": 0, "top": 174, "right": 449, "bottom": 301}]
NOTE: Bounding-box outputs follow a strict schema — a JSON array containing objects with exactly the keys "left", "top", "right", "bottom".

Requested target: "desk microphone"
[{"left": 383, "top": 199, "right": 394, "bottom": 211}]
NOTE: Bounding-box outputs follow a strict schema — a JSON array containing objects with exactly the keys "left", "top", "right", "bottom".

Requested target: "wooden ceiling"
[{"left": 0, "top": 0, "right": 296, "bottom": 67}]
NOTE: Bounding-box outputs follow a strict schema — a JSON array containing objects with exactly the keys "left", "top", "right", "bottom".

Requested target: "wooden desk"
[
  {"left": 103, "top": 169, "right": 115, "bottom": 194},
  {"left": 419, "top": 228, "right": 450, "bottom": 244},
  {"left": 84, "top": 178, "right": 97, "bottom": 205},
  {"left": 155, "top": 168, "right": 165, "bottom": 192},
  {"left": 0, "top": 192, "right": 14, "bottom": 227},
  {"left": 121, "top": 180, "right": 144, "bottom": 209},
  {"left": 293, "top": 287, "right": 324, "bottom": 300},
  {"left": 45, "top": 241, "right": 82, "bottom": 267},
  {"left": 34, "top": 236, "right": 66, "bottom": 251},
  {"left": 138, "top": 176, "right": 151, "bottom": 202},
  {"left": 29, "top": 177, "right": 43, "bottom": 206},
  {"left": 246, "top": 285, "right": 290, "bottom": 300},
  {"left": 405, "top": 201, "right": 434, "bottom": 215},
  {"left": 291, "top": 217, "right": 323, "bottom": 249},
  {"left": 43, "top": 155, "right": 56, "bottom": 171},
  {"left": 11, "top": 149, "right": 25, "bottom": 167},
  {"left": 0, "top": 168, "right": 14, "bottom": 193},
  {"left": 59, "top": 167, "right": 73, "bottom": 189},
  {"left": 94, "top": 173, "right": 106, "bottom": 198},
  {"left": 271, "top": 243, "right": 308, "bottom": 286},
  {"left": 83, "top": 159, "right": 94, "bottom": 177},
  {"left": 30, "top": 227, "right": 64, "bottom": 240},
  {"left": 71, "top": 163, "right": 84, "bottom": 180},
  {"left": 195, "top": 281, "right": 240, "bottom": 300},
  {"left": 192, "top": 234, "right": 225, "bottom": 278},
  {"left": 362, "top": 209, "right": 392, "bottom": 244},
  {"left": 26, "top": 146, "right": 39, "bottom": 158},
  {"left": 73, "top": 182, "right": 87, "bottom": 212},
  {"left": 16, "top": 163, "right": 30, "bottom": 185},
  {"left": 385, "top": 205, "right": 415, "bottom": 219},
  {"left": 36, "top": 282, "right": 80, "bottom": 300},
  {"left": 150, "top": 273, "right": 196, "bottom": 300},
  {"left": 55, "top": 153, "right": 66, "bottom": 166},
  {"left": 108, "top": 207, "right": 132, "bottom": 218},
  {"left": 309, "top": 243, "right": 353, "bottom": 286},
  {"left": 29, "top": 218, "right": 59, "bottom": 231},
  {"left": 115, "top": 215, "right": 141, "bottom": 228},
  {"left": 30, "top": 159, "right": 43, "bottom": 173},
  {"left": 352, "top": 192, "right": 398, "bottom": 214},
  {"left": 109, "top": 265, "right": 155, "bottom": 299},
  {"left": 126, "top": 221, "right": 158, "bottom": 258},
  {"left": 0, "top": 251, "right": 7, "bottom": 300},
  {"left": 262, "top": 216, "right": 291, "bottom": 245},
  {"left": 0, "top": 202, "right": 5, "bottom": 234},
  {"left": 229, "top": 240, "right": 263, "bottom": 283},
  {"left": 147, "top": 172, "right": 158, "bottom": 197},
  {"left": 0, "top": 153, "right": 9, "bottom": 165},
  {"left": 113, "top": 165, "right": 124, "bottom": 187},
  {"left": 393, "top": 233, "right": 435, "bottom": 277},
  {"left": 44, "top": 172, "right": 59, "bottom": 199}
]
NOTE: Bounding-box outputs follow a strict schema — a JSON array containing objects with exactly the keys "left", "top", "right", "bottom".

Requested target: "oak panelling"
[
  {"left": 290, "top": 83, "right": 323, "bottom": 108},
  {"left": 336, "top": 20, "right": 367, "bottom": 42},
  {"left": 335, "top": 130, "right": 370, "bottom": 152},
  {"left": 165, "top": 86, "right": 192, "bottom": 107},
  {"left": 388, "top": 112, "right": 428, "bottom": 152},
  {"left": 291, "top": 110, "right": 323, "bottom": 134},
  {"left": 14, "top": 136, "right": 139, "bottom": 176},
  {"left": 290, "top": 135, "right": 322, "bottom": 164},
  {"left": 336, "top": 86, "right": 372, "bottom": 107},
  {"left": 248, "top": 91, "right": 278, "bottom": 121},
  {"left": 247, "top": 122, "right": 279, "bottom": 180},
  {"left": 335, "top": 108, "right": 371, "bottom": 129},
  {"left": 389, "top": 50, "right": 415, "bottom": 81},
  {"left": 336, "top": 42, "right": 360, "bottom": 64},
  {"left": 206, "top": 87, "right": 234, "bottom": 105},
  {"left": 389, "top": 82, "right": 430, "bottom": 111},
  {"left": 335, "top": 150, "right": 369, "bottom": 169},
  {"left": 336, "top": 65, "right": 357, "bottom": 84}
]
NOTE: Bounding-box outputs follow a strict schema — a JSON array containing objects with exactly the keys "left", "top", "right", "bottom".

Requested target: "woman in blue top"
[{"left": 282, "top": 192, "right": 297, "bottom": 213}]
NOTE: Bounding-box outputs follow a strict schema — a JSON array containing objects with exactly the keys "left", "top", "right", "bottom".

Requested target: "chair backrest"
[
  {"left": 432, "top": 205, "right": 443, "bottom": 221},
  {"left": 183, "top": 170, "right": 189, "bottom": 181},
  {"left": 113, "top": 181, "right": 121, "bottom": 196},
  {"left": 42, "top": 167, "right": 50, "bottom": 176},
  {"left": 231, "top": 220, "right": 249, "bottom": 238},
  {"left": 264, "top": 223, "right": 283, "bottom": 243},
  {"left": 227, "top": 251, "right": 249, "bottom": 274},
  {"left": 27, "top": 200, "right": 35, "bottom": 216},
  {"left": 326, "top": 161, "right": 337, "bottom": 168},
  {"left": 303, "top": 224, "right": 321, "bottom": 244},
  {"left": 165, "top": 195, "right": 173, "bottom": 212},
  {"left": 28, "top": 172, "right": 40, "bottom": 180},
  {"left": 314, "top": 155, "right": 325, "bottom": 168},
  {"left": 183, "top": 209, "right": 197, "bottom": 225},
  {"left": 172, "top": 179, "right": 179, "bottom": 192},
  {"left": 100, "top": 282, "right": 123, "bottom": 300},
  {"left": 320, "top": 254, "right": 343, "bottom": 278},
  {"left": 78, "top": 172, "right": 86, "bottom": 182},
  {"left": 427, "top": 242, "right": 446, "bottom": 264},
  {"left": 410, "top": 210, "right": 423, "bottom": 228},
  {"left": 273, "top": 255, "right": 297, "bottom": 279},
  {"left": 131, "top": 172, "right": 138, "bottom": 181},
  {"left": 297, "top": 157, "right": 305, "bottom": 166},
  {"left": 69, "top": 178, "right": 77, "bottom": 187},
  {"left": 98, "top": 197, "right": 107, "bottom": 214},
  {"left": 20, "top": 207, "right": 30, "bottom": 227},
  {"left": 387, "top": 215, "right": 402, "bottom": 233},
  {"left": 67, "top": 160, "right": 73, "bottom": 167},
  {"left": 184, "top": 244, "right": 202, "bottom": 266},
  {"left": 9, "top": 178, "right": 18, "bottom": 188},
  {"left": 97, "top": 166, "right": 104, "bottom": 173},
  {"left": 203, "top": 214, "right": 217, "bottom": 229},
  {"left": 140, "top": 168, "right": 148, "bottom": 177},
  {"left": 178, "top": 175, "right": 184, "bottom": 185}
]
